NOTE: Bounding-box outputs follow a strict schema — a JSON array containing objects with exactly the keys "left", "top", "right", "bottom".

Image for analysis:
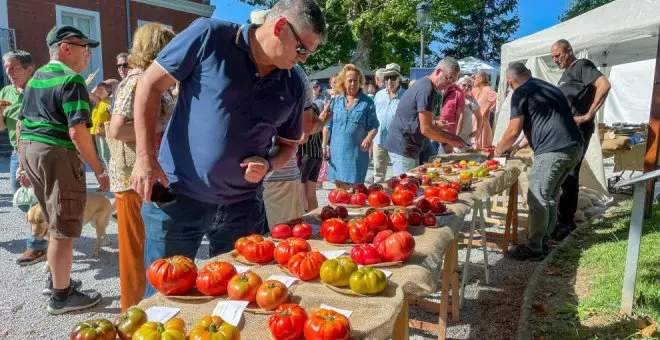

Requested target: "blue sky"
[{"left": 210, "top": 0, "right": 568, "bottom": 42}]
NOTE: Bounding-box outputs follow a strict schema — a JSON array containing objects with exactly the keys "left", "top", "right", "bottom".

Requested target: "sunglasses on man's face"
[
  {"left": 117, "top": 63, "right": 129, "bottom": 68},
  {"left": 61, "top": 41, "right": 91, "bottom": 52},
  {"left": 286, "top": 21, "right": 313, "bottom": 56},
  {"left": 384, "top": 75, "right": 399, "bottom": 82}
]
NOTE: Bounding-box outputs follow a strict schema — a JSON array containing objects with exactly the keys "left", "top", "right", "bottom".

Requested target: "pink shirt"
[{"left": 439, "top": 84, "right": 465, "bottom": 134}]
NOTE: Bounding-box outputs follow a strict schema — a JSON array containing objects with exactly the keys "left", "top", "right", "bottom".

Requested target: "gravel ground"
[{"left": 0, "top": 156, "right": 638, "bottom": 339}]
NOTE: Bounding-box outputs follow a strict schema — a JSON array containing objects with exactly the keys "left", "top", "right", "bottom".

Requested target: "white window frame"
[
  {"left": 137, "top": 19, "right": 173, "bottom": 30},
  {"left": 55, "top": 5, "right": 104, "bottom": 85}
]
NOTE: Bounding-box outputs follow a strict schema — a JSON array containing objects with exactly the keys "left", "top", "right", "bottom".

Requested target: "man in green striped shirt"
[{"left": 18, "top": 25, "right": 109, "bottom": 315}]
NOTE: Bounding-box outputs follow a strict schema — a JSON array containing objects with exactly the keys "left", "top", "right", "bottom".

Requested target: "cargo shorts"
[{"left": 19, "top": 140, "right": 87, "bottom": 238}]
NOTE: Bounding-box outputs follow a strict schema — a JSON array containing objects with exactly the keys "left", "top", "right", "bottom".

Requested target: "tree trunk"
[{"left": 351, "top": 26, "right": 372, "bottom": 69}]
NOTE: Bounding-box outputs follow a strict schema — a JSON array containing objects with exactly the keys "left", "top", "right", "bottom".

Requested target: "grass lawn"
[{"left": 531, "top": 200, "right": 660, "bottom": 339}]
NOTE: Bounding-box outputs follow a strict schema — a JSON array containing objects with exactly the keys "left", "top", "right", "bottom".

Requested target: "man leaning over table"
[
  {"left": 129, "top": 0, "right": 327, "bottom": 297},
  {"left": 495, "top": 63, "right": 584, "bottom": 261}
]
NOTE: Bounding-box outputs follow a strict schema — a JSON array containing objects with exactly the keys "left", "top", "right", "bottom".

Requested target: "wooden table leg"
[
  {"left": 393, "top": 296, "right": 410, "bottom": 340},
  {"left": 506, "top": 181, "right": 519, "bottom": 247},
  {"left": 450, "top": 242, "right": 460, "bottom": 322}
]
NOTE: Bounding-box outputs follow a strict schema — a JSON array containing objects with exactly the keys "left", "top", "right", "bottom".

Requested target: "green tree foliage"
[
  {"left": 559, "top": 0, "right": 615, "bottom": 22},
  {"left": 440, "top": 0, "right": 519, "bottom": 64}
]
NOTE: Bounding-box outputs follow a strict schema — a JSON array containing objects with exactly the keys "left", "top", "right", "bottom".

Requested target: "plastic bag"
[{"left": 13, "top": 186, "right": 37, "bottom": 209}]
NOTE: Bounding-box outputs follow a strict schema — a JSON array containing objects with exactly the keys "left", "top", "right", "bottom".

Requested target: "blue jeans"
[
  {"left": 142, "top": 193, "right": 267, "bottom": 298},
  {"left": 11, "top": 150, "right": 48, "bottom": 251},
  {"left": 390, "top": 153, "right": 419, "bottom": 177}
]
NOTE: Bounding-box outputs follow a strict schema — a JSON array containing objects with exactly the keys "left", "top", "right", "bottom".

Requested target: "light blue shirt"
[{"left": 373, "top": 87, "right": 405, "bottom": 145}]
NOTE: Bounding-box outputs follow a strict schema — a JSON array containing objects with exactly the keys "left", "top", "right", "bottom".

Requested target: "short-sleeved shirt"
[
  {"left": 373, "top": 87, "right": 404, "bottom": 145},
  {"left": 20, "top": 61, "right": 92, "bottom": 150},
  {"left": 383, "top": 76, "right": 436, "bottom": 159},
  {"left": 459, "top": 97, "right": 478, "bottom": 142},
  {"left": 0, "top": 84, "right": 23, "bottom": 147},
  {"left": 510, "top": 77, "right": 584, "bottom": 155},
  {"left": 439, "top": 84, "right": 465, "bottom": 134},
  {"left": 557, "top": 59, "right": 603, "bottom": 134},
  {"left": 155, "top": 18, "right": 304, "bottom": 204}
]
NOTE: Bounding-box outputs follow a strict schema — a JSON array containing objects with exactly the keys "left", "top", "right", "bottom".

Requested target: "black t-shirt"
[
  {"left": 557, "top": 59, "right": 603, "bottom": 133},
  {"left": 510, "top": 78, "right": 584, "bottom": 155},
  {"left": 383, "top": 77, "right": 436, "bottom": 158}
]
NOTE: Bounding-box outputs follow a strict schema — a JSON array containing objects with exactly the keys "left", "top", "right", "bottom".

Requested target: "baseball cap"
[
  {"left": 46, "top": 25, "right": 100, "bottom": 48},
  {"left": 311, "top": 80, "right": 321, "bottom": 87}
]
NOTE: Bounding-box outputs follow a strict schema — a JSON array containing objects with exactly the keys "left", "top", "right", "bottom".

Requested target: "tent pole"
[{"left": 643, "top": 30, "right": 660, "bottom": 217}]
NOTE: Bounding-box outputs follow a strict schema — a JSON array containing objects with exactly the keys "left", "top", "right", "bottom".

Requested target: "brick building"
[{"left": 0, "top": 0, "right": 215, "bottom": 84}]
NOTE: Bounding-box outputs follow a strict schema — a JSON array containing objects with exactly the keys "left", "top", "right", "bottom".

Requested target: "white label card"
[
  {"left": 320, "top": 304, "right": 353, "bottom": 318},
  {"left": 145, "top": 306, "right": 180, "bottom": 323},
  {"left": 234, "top": 265, "right": 250, "bottom": 274},
  {"left": 320, "top": 250, "right": 345, "bottom": 259},
  {"left": 495, "top": 157, "right": 507, "bottom": 165},
  {"left": 266, "top": 274, "right": 298, "bottom": 287},
  {"left": 212, "top": 300, "right": 249, "bottom": 327}
]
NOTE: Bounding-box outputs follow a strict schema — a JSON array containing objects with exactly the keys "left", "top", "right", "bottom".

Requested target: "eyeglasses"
[
  {"left": 286, "top": 21, "right": 313, "bottom": 56},
  {"left": 117, "top": 63, "right": 129, "bottom": 68},
  {"left": 384, "top": 75, "right": 399, "bottom": 82},
  {"left": 61, "top": 41, "right": 91, "bottom": 52}
]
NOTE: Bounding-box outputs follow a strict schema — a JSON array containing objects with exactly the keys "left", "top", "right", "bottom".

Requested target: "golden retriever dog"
[{"left": 27, "top": 192, "right": 115, "bottom": 271}]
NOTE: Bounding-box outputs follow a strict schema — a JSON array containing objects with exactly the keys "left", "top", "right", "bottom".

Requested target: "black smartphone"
[{"left": 151, "top": 181, "right": 177, "bottom": 209}]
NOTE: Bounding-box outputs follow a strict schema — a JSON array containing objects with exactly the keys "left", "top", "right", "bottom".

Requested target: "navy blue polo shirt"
[{"left": 155, "top": 18, "right": 304, "bottom": 204}]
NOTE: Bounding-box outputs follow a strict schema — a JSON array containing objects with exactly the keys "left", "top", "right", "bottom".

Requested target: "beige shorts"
[{"left": 263, "top": 180, "right": 305, "bottom": 230}]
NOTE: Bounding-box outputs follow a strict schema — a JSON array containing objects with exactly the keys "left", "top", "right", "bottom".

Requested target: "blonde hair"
[
  {"left": 128, "top": 23, "right": 175, "bottom": 70},
  {"left": 335, "top": 64, "right": 365, "bottom": 95},
  {"left": 474, "top": 71, "right": 489, "bottom": 86}
]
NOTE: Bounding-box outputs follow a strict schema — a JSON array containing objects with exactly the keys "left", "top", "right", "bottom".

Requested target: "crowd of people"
[{"left": 0, "top": 0, "right": 610, "bottom": 317}]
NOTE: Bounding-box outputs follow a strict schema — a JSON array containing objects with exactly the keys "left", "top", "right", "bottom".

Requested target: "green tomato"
[
  {"left": 319, "top": 256, "right": 358, "bottom": 287},
  {"left": 349, "top": 266, "right": 387, "bottom": 295}
]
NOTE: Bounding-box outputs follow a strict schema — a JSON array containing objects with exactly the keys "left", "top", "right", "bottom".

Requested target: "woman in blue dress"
[{"left": 322, "top": 64, "right": 379, "bottom": 189}]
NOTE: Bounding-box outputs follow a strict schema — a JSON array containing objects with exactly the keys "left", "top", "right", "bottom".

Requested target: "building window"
[
  {"left": 55, "top": 5, "right": 103, "bottom": 86},
  {"left": 137, "top": 19, "right": 173, "bottom": 30}
]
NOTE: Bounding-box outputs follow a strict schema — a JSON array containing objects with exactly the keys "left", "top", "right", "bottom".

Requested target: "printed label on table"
[
  {"left": 495, "top": 157, "right": 507, "bottom": 165},
  {"left": 212, "top": 300, "right": 248, "bottom": 327},
  {"left": 320, "top": 304, "right": 353, "bottom": 318},
  {"left": 145, "top": 306, "right": 180, "bottom": 323},
  {"left": 266, "top": 274, "right": 298, "bottom": 287},
  {"left": 234, "top": 265, "right": 250, "bottom": 274},
  {"left": 320, "top": 250, "right": 345, "bottom": 259}
]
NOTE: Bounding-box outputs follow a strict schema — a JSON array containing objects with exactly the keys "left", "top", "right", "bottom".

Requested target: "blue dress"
[{"left": 327, "top": 92, "right": 379, "bottom": 184}]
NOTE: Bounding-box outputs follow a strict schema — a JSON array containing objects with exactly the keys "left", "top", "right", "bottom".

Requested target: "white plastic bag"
[{"left": 13, "top": 186, "right": 37, "bottom": 209}]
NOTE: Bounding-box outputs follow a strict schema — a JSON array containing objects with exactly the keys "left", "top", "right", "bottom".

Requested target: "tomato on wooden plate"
[
  {"left": 146, "top": 255, "right": 197, "bottom": 295},
  {"left": 303, "top": 309, "right": 351, "bottom": 340},
  {"left": 269, "top": 304, "right": 308, "bottom": 340}
]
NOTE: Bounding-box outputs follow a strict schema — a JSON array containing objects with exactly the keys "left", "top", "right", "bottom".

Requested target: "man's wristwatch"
[{"left": 96, "top": 171, "right": 108, "bottom": 179}]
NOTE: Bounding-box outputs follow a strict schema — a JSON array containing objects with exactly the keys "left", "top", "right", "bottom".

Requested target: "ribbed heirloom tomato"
[
  {"left": 319, "top": 256, "right": 358, "bottom": 287},
  {"left": 115, "top": 307, "right": 148, "bottom": 340},
  {"left": 304, "top": 309, "right": 351, "bottom": 340},
  {"left": 234, "top": 234, "right": 264, "bottom": 254},
  {"left": 391, "top": 189, "right": 415, "bottom": 206},
  {"left": 132, "top": 318, "right": 186, "bottom": 340},
  {"left": 227, "top": 271, "right": 263, "bottom": 302},
  {"left": 350, "top": 244, "right": 381, "bottom": 265},
  {"left": 238, "top": 235, "right": 275, "bottom": 263},
  {"left": 349, "top": 266, "right": 387, "bottom": 295},
  {"left": 287, "top": 251, "right": 327, "bottom": 281},
  {"left": 147, "top": 255, "right": 197, "bottom": 295},
  {"left": 373, "top": 230, "right": 415, "bottom": 262},
  {"left": 328, "top": 188, "right": 350, "bottom": 204},
  {"left": 256, "top": 280, "right": 289, "bottom": 311},
  {"left": 367, "top": 191, "right": 391, "bottom": 208},
  {"left": 388, "top": 210, "right": 409, "bottom": 232},
  {"left": 320, "top": 218, "right": 349, "bottom": 244},
  {"left": 274, "top": 237, "right": 311, "bottom": 265},
  {"left": 70, "top": 319, "right": 117, "bottom": 340},
  {"left": 195, "top": 261, "right": 237, "bottom": 296},
  {"left": 365, "top": 210, "right": 389, "bottom": 233},
  {"left": 189, "top": 315, "right": 240, "bottom": 340},
  {"left": 348, "top": 217, "right": 374, "bottom": 244},
  {"left": 269, "top": 304, "right": 308, "bottom": 340}
]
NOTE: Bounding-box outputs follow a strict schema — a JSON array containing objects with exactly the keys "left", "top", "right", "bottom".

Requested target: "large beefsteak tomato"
[
  {"left": 195, "top": 261, "right": 237, "bottom": 296},
  {"left": 303, "top": 309, "right": 351, "bottom": 340},
  {"left": 240, "top": 237, "right": 275, "bottom": 264},
  {"left": 349, "top": 266, "right": 387, "bottom": 295},
  {"left": 365, "top": 210, "right": 389, "bottom": 233},
  {"left": 320, "top": 218, "right": 349, "bottom": 244},
  {"left": 388, "top": 210, "right": 408, "bottom": 232},
  {"left": 328, "top": 189, "right": 350, "bottom": 204},
  {"left": 348, "top": 217, "right": 374, "bottom": 244},
  {"left": 373, "top": 230, "right": 415, "bottom": 262},
  {"left": 256, "top": 280, "right": 289, "bottom": 311},
  {"left": 115, "top": 307, "right": 147, "bottom": 340},
  {"left": 227, "top": 271, "right": 263, "bottom": 302},
  {"left": 189, "top": 316, "right": 240, "bottom": 340},
  {"left": 367, "top": 191, "right": 391, "bottom": 208},
  {"left": 287, "top": 251, "right": 326, "bottom": 281},
  {"left": 274, "top": 237, "right": 311, "bottom": 265},
  {"left": 234, "top": 234, "right": 264, "bottom": 254},
  {"left": 132, "top": 318, "right": 186, "bottom": 340},
  {"left": 147, "top": 255, "right": 197, "bottom": 295},
  {"left": 350, "top": 244, "right": 381, "bottom": 265},
  {"left": 319, "top": 256, "right": 358, "bottom": 287},
  {"left": 438, "top": 187, "right": 458, "bottom": 203},
  {"left": 391, "top": 189, "right": 415, "bottom": 206},
  {"left": 70, "top": 319, "right": 117, "bottom": 340},
  {"left": 268, "top": 304, "right": 308, "bottom": 340}
]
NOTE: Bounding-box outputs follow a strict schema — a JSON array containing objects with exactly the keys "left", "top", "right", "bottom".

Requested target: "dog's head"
[{"left": 26, "top": 204, "right": 48, "bottom": 239}]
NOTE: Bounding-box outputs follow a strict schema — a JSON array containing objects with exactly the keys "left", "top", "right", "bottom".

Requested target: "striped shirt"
[{"left": 20, "top": 61, "right": 92, "bottom": 150}]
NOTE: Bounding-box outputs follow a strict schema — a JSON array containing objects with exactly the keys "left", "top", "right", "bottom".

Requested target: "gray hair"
[
  {"left": 2, "top": 50, "right": 34, "bottom": 69},
  {"left": 375, "top": 68, "right": 385, "bottom": 81},
  {"left": 48, "top": 44, "right": 60, "bottom": 59},
  {"left": 266, "top": 0, "right": 327, "bottom": 40},
  {"left": 456, "top": 75, "right": 473, "bottom": 86},
  {"left": 553, "top": 39, "right": 573, "bottom": 54},
  {"left": 506, "top": 62, "right": 531, "bottom": 80},
  {"left": 116, "top": 52, "right": 129, "bottom": 60},
  {"left": 435, "top": 57, "right": 460, "bottom": 75}
]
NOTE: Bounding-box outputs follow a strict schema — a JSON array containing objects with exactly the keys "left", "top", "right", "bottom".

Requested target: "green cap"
[{"left": 46, "top": 25, "right": 100, "bottom": 48}]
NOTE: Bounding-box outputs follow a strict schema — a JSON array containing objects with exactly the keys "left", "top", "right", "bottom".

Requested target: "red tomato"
[
  {"left": 438, "top": 187, "right": 458, "bottom": 203},
  {"left": 391, "top": 189, "right": 415, "bottom": 206},
  {"left": 287, "top": 251, "right": 326, "bottom": 281},
  {"left": 234, "top": 234, "right": 265, "bottom": 255},
  {"left": 195, "top": 261, "right": 236, "bottom": 296},
  {"left": 367, "top": 191, "right": 391, "bottom": 208},
  {"left": 269, "top": 304, "right": 308, "bottom": 340},
  {"left": 292, "top": 223, "right": 313, "bottom": 239},
  {"left": 242, "top": 238, "right": 276, "bottom": 264},
  {"left": 394, "top": 184, "right": 408, "bottom": 193},
  {"left": 450, "top": 181, "right": 461, "bottom": 192},
  {"left": 147, "top": 255, "right": 197, "bottom": 295},
  {"left": 271, "top": 224, "right": 292, "bottom": 239},
  {"left": 404, "top": 183, "right": 418, "bottom": 195},
  {"left": 436, "top": 181, "right": 451, "bottom": 190},
  {"left": 328, "top": 189, "right": 350, "bottom": 204},
  {"left": 350, "top": 183, "right": 368, "bottom": 195},
  {"left": 350, "top": 244, "right": 381, "bottom": 265},
  {"left": 367, "top": 183, "right": 384, "bottom": 193},
  {"left": 408, "top": 211, "right": 423, "bottom": 226},
  {"left": 388, "top": 210, "right": 409, "bottom": 232},
  {"left": 334, "top": 206, "right": 348, "bottom": 219},
  {"left": 386, "top": 178, "right": 400, "bottom": 189},
  {"left": 274, "top": 237, "right": 311, "bottom": 265},
  {"left": 422, "top": 212, "right": 437, "bottom": 226},
  {"left": 428, "top": 197, "right": 447, "bottom": 214},
  {"left": 227, "top": 271, "right": 263, "bottom": 302},
  {"left": 365, "top": 210, "right": 389, "bottom": 233},
  {"left": 303, "top": 309, "right": 351, "bottom": 340},
  {"left": 349, "top": 193, "right": 367, "bottom": 206},
  {"left": 320, "top": 218, "right": 349, "bottom": 244},
  {"left": 319, "top": 206, "right": 338, "bottom": 221},
  {"left": 373, "top": 230, "right": 415, "bottom": 262},
  {"left": 415, "top": 198, "right": 432, "bottom": 213},
  {"left": 348, "top": 217, "right": 374, "bottom": 244},
  {"left": 399, "top": 173, "right": 408, "bottom": 179},
  {"left": 423, "top": 186, "right": 440, "bottom": 199},
  {"left": 256, "top": 280, "right": 289, "bottom": 311}
]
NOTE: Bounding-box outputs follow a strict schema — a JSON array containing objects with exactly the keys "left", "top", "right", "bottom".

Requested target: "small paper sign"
[
  {"left": 320, "top": 250, "right": 345, "bottom": 259},
  {"left": 320, "top": 304, "right": 352, "bottom": 318},
  {"left": 234, "top": 265, "right": 250, "bottom": 274},
  {"left": 495, "top": 157, "right": 507, "bottom": 165},
  {"left": 266, "top": 274, "right": 298, "bottom": 287},
  {"left": 212, "top": 300, "right": 249, "bottom": 327},
  {"left": 145, "top": 306, "right": 180, "bottom": 323}
]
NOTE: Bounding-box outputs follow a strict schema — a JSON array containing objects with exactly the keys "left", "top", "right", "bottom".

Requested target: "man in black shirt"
[
  {"left": 551, "top": 39, "right": 611, "bottom": 239},
  {"left": 496, "top": 63, "right": 583, "bottom": 261}
]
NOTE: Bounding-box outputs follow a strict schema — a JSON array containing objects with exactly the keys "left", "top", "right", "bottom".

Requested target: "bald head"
[
  {"left": 551, "top": 39, "right": 576, "bottom": 69},
  {"left": 506, "top": 62, "right": 531, "bottom": 89}
]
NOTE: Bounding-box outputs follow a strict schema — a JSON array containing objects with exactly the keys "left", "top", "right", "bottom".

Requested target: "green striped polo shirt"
[{"left": 19, "top": 61, "right": 92, "bottom": 150}]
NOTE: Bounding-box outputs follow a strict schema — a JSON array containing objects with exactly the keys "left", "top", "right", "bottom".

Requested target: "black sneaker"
[
  {"left": 43, "top": 275, "right": 83, "bottom": 296},
  {"left": 47, "top": 287, "right": 101, "bottom": 315},
  {"left": 506, "top": 244, "right": 544, "bottom": 261},
  {"left": 551, "top": 222, "right": 575, "bottom": 242}
]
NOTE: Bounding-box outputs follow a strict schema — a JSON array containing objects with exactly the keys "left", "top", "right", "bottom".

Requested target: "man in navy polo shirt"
[{"left": 130, "top": 0, "right": 326, "bottom": 297}]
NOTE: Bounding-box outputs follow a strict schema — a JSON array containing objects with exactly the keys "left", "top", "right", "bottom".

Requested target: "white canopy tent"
[
  {"left": 493, "top": 0, "right": 660, "bottom": 195},
  {"left": 458, "top": 57, "right": 499, "bottom": 86}
]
